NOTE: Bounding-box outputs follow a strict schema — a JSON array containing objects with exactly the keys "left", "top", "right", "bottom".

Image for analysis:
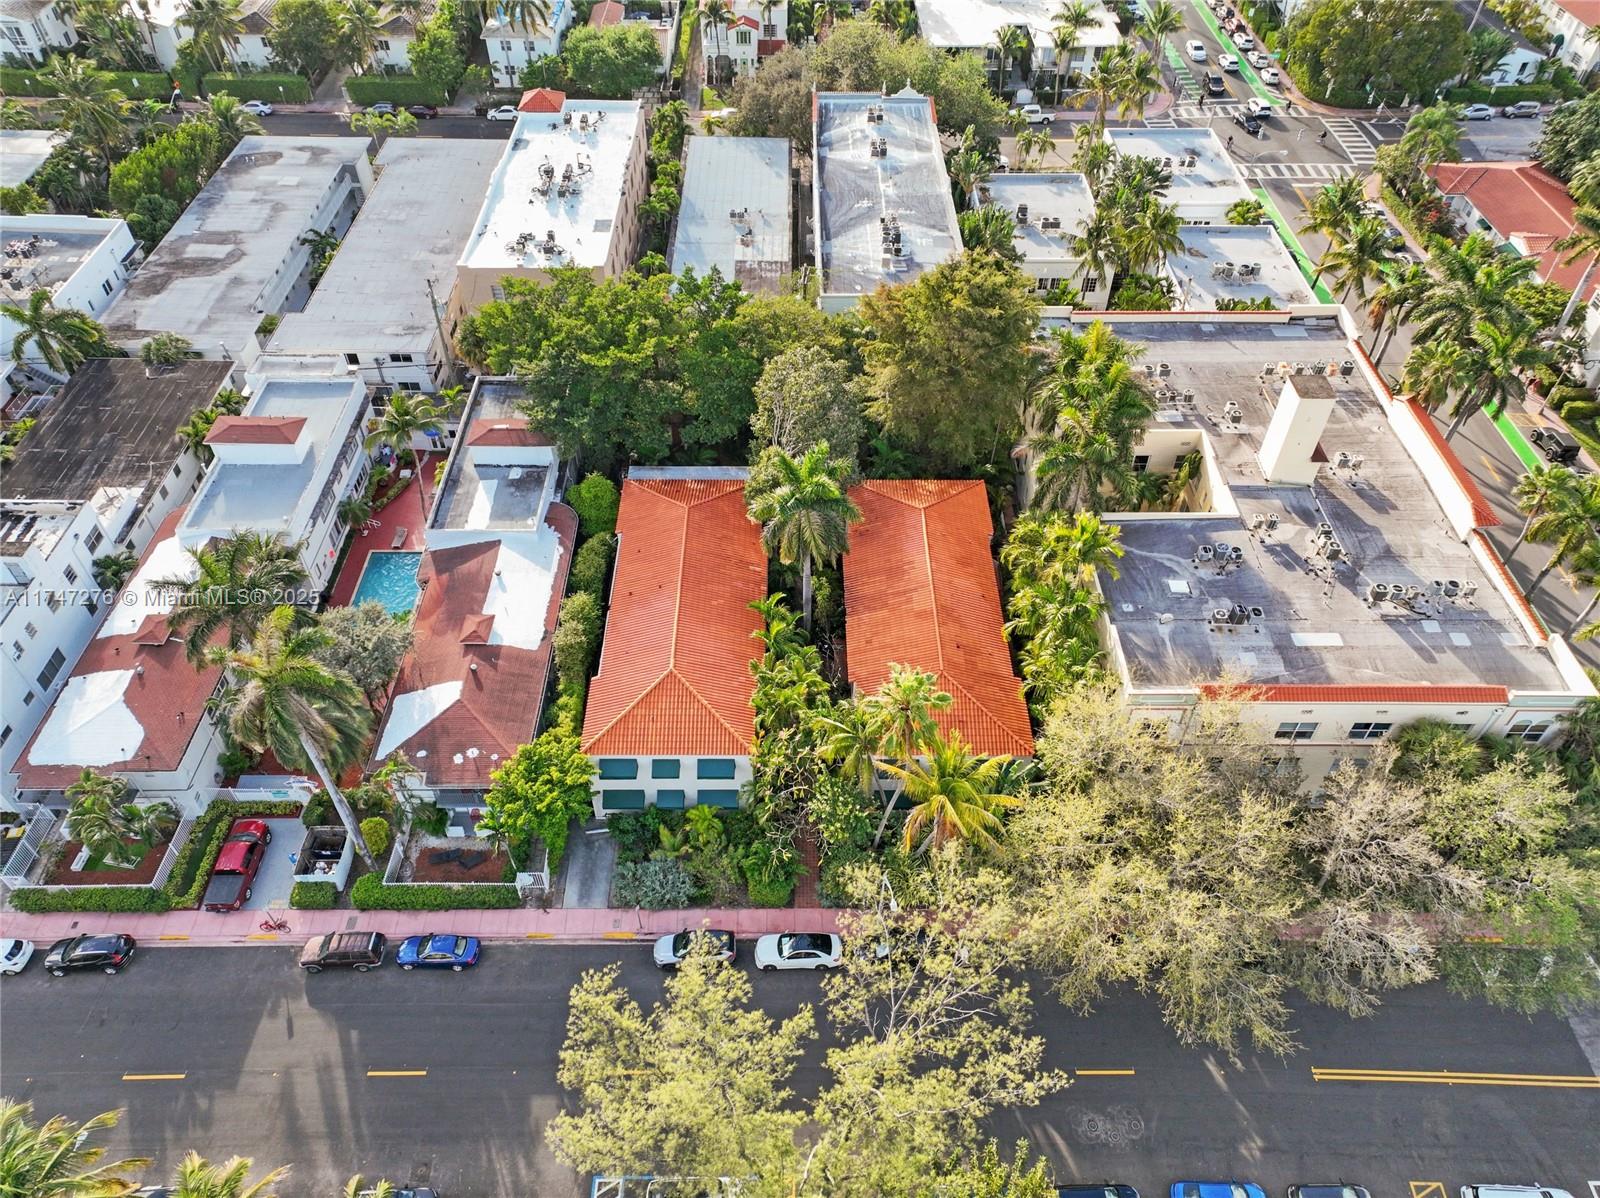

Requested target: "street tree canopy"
[{"left": 1283, "top": 0, "right": 1467, "bottom": 108}]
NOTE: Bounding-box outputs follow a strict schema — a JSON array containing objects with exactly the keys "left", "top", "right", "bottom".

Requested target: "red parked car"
[{"left": 202, "top": 819, "right": 272, "bottom": 912}]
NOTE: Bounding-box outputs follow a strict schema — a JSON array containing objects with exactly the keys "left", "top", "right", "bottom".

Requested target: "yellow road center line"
[
  {"left": 1479, "top": 453, "right": 1504, "bottom": 485},
  {"left": 1075, "top": 1068, "right": 1137, "bottom": 1076},
  {"left": 123, "top": 1073, "right": 186, "bottom": 1081},
  {"left": 1313, "top": 1067, "right": 1599, "bottom": 1088},
  {"left": 366, "top": 1069, "right": 427, "bottom": 1077}
]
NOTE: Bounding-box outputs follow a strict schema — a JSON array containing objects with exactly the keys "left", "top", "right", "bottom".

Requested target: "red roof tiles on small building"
[
  {"left": 518, "top": 87, "right": 567, "bottom": 112},
  {"left": 464, "top": 417, "right": 552, "bottom": 448},
  {"left": 581, "top": 477, "right": 766, "bottom": 758},
  {"left": 1427, "top": 161, "right": 1598, "bottom": 298},
  {"left": 588, "top": 0, "right": 623, "bottom": 25},
  {"left": 205, "top": 415, "right": 306, "bottom": 445},
  {"left": 843, "top": 480, "right": 1034, "bottom": 758}
]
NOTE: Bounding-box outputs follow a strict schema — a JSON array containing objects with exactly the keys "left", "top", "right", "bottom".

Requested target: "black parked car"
[
  {"left": 1232, "top": 111, "right": 1263, "bottom": 135},
  {"left": 44, "top": 933, "right": 136, "bottom": 976},
  {"left": 1058, "top": 1187, "right": 1140, "bottom": 1198},
  {"left": 300, "top": 931, "right": 387, "bottom": 972},
  {"left": 1287, "top": 1186, "right": 1371, "bottom": 1198},
  {"left": 1206, "top": 72, "right": 1226, "bottom": 95},
  {"left": 1529, "top": 425, "right": 1581, "bottom": 464},
  {"left": 406, "top": 104, "right": 439, "bottom": 118}
]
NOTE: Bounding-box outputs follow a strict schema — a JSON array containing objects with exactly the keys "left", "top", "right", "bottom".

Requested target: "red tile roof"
[
  {"left": 518, "top": 87, "right": 566, "bottom": 112},
  {"left": 1427, "top": 161, "right": 1598, "bottom": 298},
  {"left": 375, "top": 503, "right": 577, "bottom": 789},
  {"left": 843, "top": 481, "right": 1034, "bottom": 758},
  {"left": 1547, "top": 0, "right": 1599, "bottom": 22},
  {"left": 588, "top": 0, "right": 623, "bottom": 25},
  {"left": 206, "top": 415, "right": 306, "bottom": 445},
  {"left": 17, "top": 508, "right": 223, "bottom": 791},
  {"left": 1199, "top": 683, "right": 1511, "bottom": 704},
  {"left": 581, "top": 478, "right": 766, "bottom": 757},
  {"left": 465, "top": 417, "right": 551, "bottom": 447}
]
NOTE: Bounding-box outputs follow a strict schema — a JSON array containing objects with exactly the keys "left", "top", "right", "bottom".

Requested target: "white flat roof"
[
  {"left": 670, "top": 135, "right": 792, "bottom": 293},
  {"left": 814, "top": 90, "right": 963, "bottom": 299},
  {"left": 916, "top": 0, "right": 1119, "bottom": 49},
  {"left": 0, "top": 129, "right": 58, "bottom": 188},
  {"left": 102, "top": 136, "right": 370, "bottom": 357},
  {"left": 459, "top": 101, "right": 643, "bottom": 272},
  {"left": 269, "top": 138, "right": 503, "bottom": 358},
  {"left": 980, "top": 172, "right": 1096, "bottom": 266},
  {"left": 1105, "top": 127, "right": 1253, "bottom": 206},
  {"left": 1168, "top": 225, "right": 1312, "bottom": 309}
]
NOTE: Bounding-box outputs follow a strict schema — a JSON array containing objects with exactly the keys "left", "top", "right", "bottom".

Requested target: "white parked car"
[
  {"left": 1186, "top": 39, "right": 1207, "bottom": 61},
  {"left": 1245, "top": 97, "right": 1272, "bottom": 117},
  {"left": 0, "top": 939, "right": 34, "bottom": 975},
  {"left": 1011, "top": 103, "right": 1053, "bottom": 124},
  {"left": 237, "top": 99, "right": 274, "bottom": 116},
  {"left": 1235, "top": 32, "right": 1256, "bottom": 50},
  {"left": 1260, "top": 66, "right": 1280, "bottom": 85},
  {"left": 754, "top": 932, "right": 843, "bottom": 971},
  {"left": 1247, "top": 50, "right": 1269, "bottom": 68},
  {"left": 485, "top": 105, "right": 518, "bottom": 121},
  {"left": 1460, "top": 102, "right": 1495, "bottom": 120},
  {"left": 1218, "top": 53, "right": 1239, "bottom": 72}
]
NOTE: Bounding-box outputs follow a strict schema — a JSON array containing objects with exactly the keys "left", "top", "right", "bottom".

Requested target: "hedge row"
[
  {"left": 204, "top": 72, "right": 311, "bottom": 103},
  {"left": 344, "top": 74, "right": 446, "bottom": 107},
  {"left": 350, "top": 873, "right": 520, "bottom": 909},
  {"left": 1, "top": 67, "right": 177, "bottom": 96},
  {"left": 9, "top": 886, "right": 170, "bottom": 914},
  {"left": 1443, "top": 82, "right": 1559, "bottom": 105},
  {"left": 291, "top": 880, "right": 338, "bottom": 909}
]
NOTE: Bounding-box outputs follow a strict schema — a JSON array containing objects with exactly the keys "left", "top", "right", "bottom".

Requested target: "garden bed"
[
  {"left": 44, "top": 838, "right": 169, "bottom": 888},
  {"left": 404, "top": 834, "right": 512, "bottom": 884}
]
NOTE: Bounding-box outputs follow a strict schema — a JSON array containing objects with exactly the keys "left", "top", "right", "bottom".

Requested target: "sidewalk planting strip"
[
  {"left": 1190, "top": 3, "right": 1278, "bottom": 102},
  {"left": 1251, "top": 186, "right": 1335, "bottom": 302}
]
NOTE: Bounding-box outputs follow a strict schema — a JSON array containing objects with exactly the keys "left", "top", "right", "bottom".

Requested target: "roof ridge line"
[
  {"left": 581, "top": 667, "right": 676, "bottom": 750},
  {"left": 938, "top": 672, "right": 1033, "bottom": 756},
  {"left": 670, "top": 666, "right": 749, "bottom": 747},
  {"left": 918, "top": 503, "right": 947, "bottom": 672}
]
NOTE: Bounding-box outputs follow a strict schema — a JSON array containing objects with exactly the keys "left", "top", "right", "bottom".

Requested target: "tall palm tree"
[
  {"left": 124, "top": 96, "right": 171, "bottom": 146},
  {"left": 815, "top": 700, "right": 886, "bottom": 811},
  {"left": 43, "top": 55, "right": 127, "bottom": 161},
  {"left": 1363, "top": 261, "right": 1428, "bottom": 367},
  {"left": 1, "top": 289, "right": 109, "bottom": 376},
  {"left": 700, "top": 0, "right": 735, "bottom": 88},
  {"left": 1512, "top": 465, "right": 1581, "bottom": 556},
  {"left": 1001, "top": 510, "right": 1124, "bottom": 589},
  {"left": 339, "top": 0, "right": 387, "bottom": 72},
  {"left": 1564, "top": 542, "right": 1600, "bottom": 635},
  {"left": 993, "top": 24, "right": 1028, "bottom": 91},
  {"left": 1410, "top": 232, "right": 1539, "bottom": 345},
  {"left": 1314, "top": 214, "right": 1396, "bottom": 300},
  {"left": 1120, "top": 196, "right": 1182, "bottom": 274},
  {"left": 481, "top": 0, "right": 550, "bottom": 32},
  {"left": 1136, "top": 0, "right": 1183, "bottom": 55},
  {"left": 863, "top": 664, "right": 952, "bottom": 848},
  {"left": 152, "top": 530, "right": 310, "bottom": 664},
  {"left": 1554, "top": 203, "right": 1600, "bottom": 330},
  {"left": 1083, "top": 43, "right": 1126, "bottom": 130},
  {"left": 1447, "top": 319, "right": 1551, "bottom": 440},
  {"left": 1401, "top": 338, "right": 1471, "bottom": 426},
  {"left": 1527, "top": 475, "right": 1600, "bottom": 594},
  {"left": 365, "top": 391, "right": 448, "bottom": 510},
  {"left": 1051, "top": 0, "right": 1098, "bottom": 101},
  {"left": 958, "top": 205, "right": 1019, "bottom": 259},
  {"left": 1111, "top": 49, "right": 1161, "bottom": 123},
  {"left": 0, "top": 1099, "right": 148, "bottom": 1197},
  {"left": 1072, "top": 210, "right": 1118, "bottom": 284},
  {"left": 385, "top": 0, "right": 427, "bottom": 19},
  {"left": 1298, "top": 176, "right": 1365, "bottom": 242},
  {"left": 193, "top": 92, "right": 264, "bottom": 149},
  {"left": 881, "top": 732, "right": 1020, "bottom": 855},
  {"left": 745, "top": 443, "right": 861, "bottom": 630},
  {"left": 1071, "top": 123, "right": 1114, "bottom": 188},
  {"left": 208, "top": 605, "right": 376, "bottom": 867},
  {"left": 1397, "top": 103, "right": 1462, "bottom": 168},
  {"left": 166, "top": 1152, "right": 289, "bottom": 1197},
  {"left": 183, "top": 0, "right": 246, "bottom": 70},
  {"left": 1015, "top": 125, "right": 1056, "bottom": 169},
  {"left": 64, "top": 768, "right": 133, "bottom": 859},
  {"left": 944, "top": 145, "right": 991, "bottom": 208},
  {"left": 94, "top": 547, "right": 141, "bottom": 591}
]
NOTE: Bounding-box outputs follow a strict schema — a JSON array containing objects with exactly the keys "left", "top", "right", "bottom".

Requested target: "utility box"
[{"left": 294, "top": 826, "right": 354, "bottom": 892}]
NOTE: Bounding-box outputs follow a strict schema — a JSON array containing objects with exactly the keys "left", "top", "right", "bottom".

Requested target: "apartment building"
[
  {"left": 669, "top": 135, "right": 792, "bottom": 294},
  {"left": 699, "top": 0, "right": 785, "bottom": 80},
  {"left": 978, "top": 172, "right": 1106, "bottom": 308},
  {"left": 0, "top": 0, "right": 78, "bottom": 61},
  {"left": 482, "top": 0, "right": 576, "bottom": 85},
  {"left": 913, "top": 0, "right": 1119, "bottom": 88}
]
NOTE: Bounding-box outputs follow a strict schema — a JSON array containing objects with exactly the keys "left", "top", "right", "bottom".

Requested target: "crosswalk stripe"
[
  {"left": 1237, "top": 161, "right": 1362, "bottom": 180},
  {"left": 1321, "top": 115, "right": 1377, "bottom": 164}
]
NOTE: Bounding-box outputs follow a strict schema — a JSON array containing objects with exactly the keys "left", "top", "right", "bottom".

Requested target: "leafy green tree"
[
  {"left": 93, "top": 548, "right": 141, "bottom": 592},
  {"left": 152, "top": 530, "right": 310, "bottom": 664},
  {"left": 858, "top": 251, "right": 1039, "bottom": 471},
  {"left": 166, "top": 1152, "right": 289, "bottom": 1198},
  {"left": 0, "top": 1100, "right": 148, "bottom": 1197},
  {"left": 208, "top": 605, "right": 376, "bottom": 867},
  {"left": 126, "top": 192, "right": 183, "bottom": 249},
  {"left": 1314, "top": 213, "right": 1397, "bottom": 301},
  {"left": 1534, "top": 93, "right": 1600, "bottom": 181},
  {"left": 0, "top": 183, "right": 45, "bottom": 215},
  {"left": 1283, "top": 0, "right": 1467, "bottom": 107},
  {"left": 109, "top": 120, "right": 223, "bottom": 215},
  {"left": 746, "top": 442, "right": 861, "bottom": 630},
  {"left": 265, "top": 0, "right": 345, "bottom": 80},
  {"left": 958, "top": 204, "right": 1022, "bottom": 261},
  {"left": 558, "top": 22, "right": 662, "bottom": 97},
  {"left": 479, "top": 729, "right": 596, "bottom": 868},
  {"left": 311, "top": 601, "right": 414, "bottom": 710},
  {"left": 751, "top": 345, "right": 867, "bottom": 467},
  {"left": 565, "top": 472, "right": 620, "bottom": 537},
  {"left": 43, "top": 55, "right": 127, "bottom": 161},
  {"left": 184, "top": 0, "right": 247, "bottom": 69},
  {"left": 1227, "top": 197, "right": 1267, "bottom": 225},
  {"left": 30, "top": 142, "right": 109, "bottom": 214},
  {"left": 2, "top": 288, "right": 112, "bottom": 376},
  {"left": 552, "top": 589, "right": 602, "bottom": 689},
  {"left": 727, "top": 47, "right": 812, "bottom": 146}
]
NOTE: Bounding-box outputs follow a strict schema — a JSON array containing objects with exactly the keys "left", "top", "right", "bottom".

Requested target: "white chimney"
[{"left": 1257, "top": 375, "right": 1336, "bottom": 486}]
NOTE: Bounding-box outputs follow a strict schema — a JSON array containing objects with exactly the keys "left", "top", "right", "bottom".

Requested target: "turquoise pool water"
[{"left": 350, "top": 551, "right": 423, "bottom": 615}]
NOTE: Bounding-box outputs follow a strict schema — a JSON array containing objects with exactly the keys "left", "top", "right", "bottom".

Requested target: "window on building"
[
  {"left": 0, "top": 725, "right": 10, "bottom": 746},
  {"left": 21, "top": 691, "right": 33, "bottom": 707},
  {"left": 45, "top": 592, "right": 61, "bottom": 612},
  {"left": 1274, "top": 721, "right": 1317, "bottom": 741},
  {"left": 1083, "top": 275, "right": 1100, "bottom": 291},
  {"left": 1508, "top": 720, "right": 1551, "bottom": 743},
  {"left": 523, "top": 39, "right": 535, "bottom": 51},
  {"left": 735, "top": 27, "right": 752, "bottom": 44},
  {"left": 157, "top": 483, "right": 168, "bottom": 500},
  {"left": 172, "top": 461, "right": 182, "bottom": 478},
  {"left": 490, "top": 285, "right": 506, "bottom": 301},
  {"left": 763, "top": 22, "right": 777, "bottom": 35},
  {"left": 85, "top": 527, "right": 104, "bottom": 553},
  {"left": 396, "top": 381, "right": 422, "bottom": 393},
  {"left": 697, "top": 758, "right": 737, "bottom": 780},
  {"left": 23, "top": 622, "right": 36, "bottom": 639},
  {"left": 9, "top": 641, "right": 21, "bottom": 661},
  {"left": 101, "top": 279, "right": 114, "bottom": 296},
  {"left": 344, "top": 353, "right": 360, "bottom": 366},
  {"left": 390, "top": 352, "right": 414, "bottom": 363},
  {"left": 597, "top": 758, "right": 639, "bottom": 780},
  {"left": 62, "top": 565, "right": 77, "bottom": 584},
  {"left": 600, "top": 789, "right": 647, "bottom": 810},
  {"left": 375, "top": 37, "right": 390, "bottom": 49},
  {"left": 1348, "top": 721, "right": 1391, "bottom": 741},
  {"left": 1133, "top": 455, "right": 1150, "bottom": 473},
  {"left": 696, "top": 790, "right": 740, "bottom": 808},
  {"left": 650, "top": 758, "right": 681, "bottom": 779},
  {"left": 36, "top": 648, "right": 66, "bottom": 691},
  {"left": 86, "top": 597, "right": 98, "bottom": 615},
  {"left": 655, "top": 789, "right": 686, "bottom": 809}
]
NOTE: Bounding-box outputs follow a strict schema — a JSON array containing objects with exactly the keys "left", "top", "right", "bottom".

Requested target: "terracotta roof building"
[
  {"left": 844, "top": 480, "right": 1034, "bottom": 758},
  {"left": 581, "top": 468, "right": 766, "bottom": 812},
  {"left": 1427, "top": 161, "right": 1599, "bottom": 298}
]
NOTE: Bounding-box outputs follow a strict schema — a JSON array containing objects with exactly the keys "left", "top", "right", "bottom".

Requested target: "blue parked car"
[
  {"left": 397, "top": 933, "right": 481, "bottom": 971},
  {"left": 1173, "top": 1185, "right": 1267, "bottom": 1198}
]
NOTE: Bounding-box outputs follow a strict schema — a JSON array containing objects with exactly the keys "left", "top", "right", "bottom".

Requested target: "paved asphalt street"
[{"left": 2, "top": 944, "right": 1597, "bottom": 1196}]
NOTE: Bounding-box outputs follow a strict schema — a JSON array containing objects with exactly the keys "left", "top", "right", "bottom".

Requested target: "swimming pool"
[{"left": 350, "top": 551, "right": 423, "bottom": 615}]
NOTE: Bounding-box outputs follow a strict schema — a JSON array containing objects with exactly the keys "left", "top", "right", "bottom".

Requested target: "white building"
[
  {"left": 914, "top": 0, "right": 1119, "bottom": 88},
  {"left": 1105, "top": 127, "right": 1253, "bottom": 225},
  {"left": 267, "top": 137, "right": 503, "bottom": 394},
  {"left": 181, "top": 370, "right": 371, "bottom": 602},
  {"left": 482, "top": 0, "right": 575, "bottom": 86},
  {"left": 699, "top": 0, "right": 785, "bottom": 81},
  {"left": 1535, "top": 0, "right": 1599, "bottom": 78},
  {"left": 1077, "top": 311, "right": 1594, "bottom": 781},
  {"left": 1165, "top": 225, "right": 1312, "bottom": 311},
  {"left": 452, "top": 100, "right": 648, "bottom": 317},
  {"left": 1, "top": 359, "right": 235, "bottom": 801},
  {"left": 977, "top": 172, "right": 1105, "bottom": 308},
  {"left": 102, "top": 136, "right": 373, "bottom": 364},
  {"left": 812, "top": 89, "right": 963, "bottom": 313},
  {"left": 0, "top": 0, "right": 79, "bottom": 62},
  {"left": 669, "top": 135, "right": 792, "bottom": 293},
  {"left": 372, "top": 379, "right": 575, "bottom": 803}
]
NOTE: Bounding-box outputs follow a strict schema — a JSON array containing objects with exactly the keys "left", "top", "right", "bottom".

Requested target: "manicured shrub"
[
  {"left": 291, "top": 880, "right": 337, "bottom": 908},
  {"left": 9, "top": 886, "right": 171, "bottom": 913},
  {"left": 553, "top": 591, "right": 602, "bottom": 689},
  {"left": 744, "top": 870, "right": 795, "bottom": 907},
  {"left": 204, "top": 71, "right": 311, "bottom": 102},
  {"left": 1558, "top": 401, "right": 1600, "bottom": 423},
  {"left": 549, "top": 677, "right": 587, "bottom": 736},
  {"left": 612, "top": 857, "right": 693, "bottom": 908},
  {"left": 607, "top": 808, "right": 674, "bottom": 863},
  {"left": 350, "top": 873, "right": 520, "bottom": 909},
  {"left": 0, "top": 67, "right": 177, "bottom": 97},
  {"left": 1443, "top": 82, "right": 1559, "bottom": 105},
  {"left": 568, "top": 534, "right": 614, "bottom": 598},
  {"left": 567, "top": 473, "right": 620, "bottom": 537},
  {"left": 345, "top": 73, "right": 446, "bottom": 107},
  {"left": 359, "top": 816, "right": 391, "bottom": 859}
]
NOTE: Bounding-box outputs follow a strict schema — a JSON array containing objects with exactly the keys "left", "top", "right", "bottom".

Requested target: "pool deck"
[{"left": 325, "top": 453, "right": 440, "bottom": 609}]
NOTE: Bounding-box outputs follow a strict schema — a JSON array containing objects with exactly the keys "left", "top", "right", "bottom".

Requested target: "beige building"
[{"left": 451, "top": 99, "right": 649, "bottom": 320}]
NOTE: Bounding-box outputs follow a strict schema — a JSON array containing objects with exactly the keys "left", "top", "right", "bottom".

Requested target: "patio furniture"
[
  {"left": 457, "top": 850, "right": 490, "bottom": 871},
  {"left": 391, "top": 527, "right": 408, "bottom": 549},
  {"left": 426, "top": 848, "right": 464, "bottom": 867}
]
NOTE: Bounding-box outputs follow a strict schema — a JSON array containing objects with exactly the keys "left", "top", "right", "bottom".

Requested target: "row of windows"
[
  {"left": 597, "top": 758, "right": 737, "bottom": 780},
  {"left": 601, "top": 789, "right": 740, "bottom": 811},
  {"left": 1274, "top": 719, "right": 1550, "bottom": 743}
]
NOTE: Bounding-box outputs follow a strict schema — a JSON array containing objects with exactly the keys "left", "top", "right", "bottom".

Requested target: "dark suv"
[
  {"left": 1530, "top": 425, "right": 1581, "bottom": 464},
  {"left": 44, "top": 933, "right": 136, "bottom": 976},
  {"left": 300, "top": 931, "right": 387, "bottom": 972}
]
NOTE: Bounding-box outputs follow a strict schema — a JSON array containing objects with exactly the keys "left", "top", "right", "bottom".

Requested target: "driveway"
[
  {"left": 239, "top": 818, "right": 306, "bottom": 912},
  {"left": 557, "top": 821, "right": 616, "bottom": 909}
]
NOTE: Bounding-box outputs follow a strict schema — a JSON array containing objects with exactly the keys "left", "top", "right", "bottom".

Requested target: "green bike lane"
[{"left": 1189, "top": 0, "right": 1280, "bottom": 103}]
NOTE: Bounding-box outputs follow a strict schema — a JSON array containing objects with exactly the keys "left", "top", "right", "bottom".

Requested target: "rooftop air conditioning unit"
[
  {"left": 1228, "top": 545, "right": 1245, "bottom": 563},
  {"left": 1016, "top": 203, "right": 1029, "bottom": 224},
  {"left": 1366, "top": 583, "right": 1391, "bottom": 604},
  {"left": 1340, "top": 360, "right": 1356, "bottom": 375},
  {"left": 1195, "top": 544, "right": 1216, "bottom": 562},
  {"left": 1334, "top": 451, "right": 1353, "bottom": 469}
]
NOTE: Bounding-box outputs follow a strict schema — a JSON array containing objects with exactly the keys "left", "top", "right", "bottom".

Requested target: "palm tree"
[
  {"left": 1314, "top": 214, "right": 1396, "bottom": 300},
  {"left": 881, "top": 732, "right": 1020, "bottom": 855},
  {"left": 1001, "top": 510, "right": 1124, "bottom": 589},
  {"left": 1, "top": 289, "right": 109, "bottom": 377},
  {"left": 184, "top": 0, "right": 246, "bottom": 70},
  {"left": 700, "top": 0, "right": 735, "bottom": 89},
  {"left": 124, "top": 96, "right": 170, "bottom": 146},
  {"left": 345, "top": 1178, "right": 397, "bottom": 1198},
  {"left": 1363, "top": 261, "right": 1428, "bottom": 366},
  {"left": 1015, "top": 125, "right": 1056, "bottom": 169},
  {"left": 958, "top": 205, "right": 1019, "bottom": 259},
  {"left": 1564, "top": 542, "right": 1600, "bottom": 634},
  {"left": 43, "top": 55, "right": 127, "bottom": 161},
  {"left": 1120, "top": 196, "right": 1182, "bottom": 273},
  {"left": 193, "top": 92, "right": 264, "bottom": 149},
  {"left": 745, "top": 443, "right": 861, "bottom": 630},
  {"left": 1084, "top": 44, "right": 1124, "bottom": 130},
  {"left": 93, "top": 548, "right": 141, "bottom": 591},
  {"left": 1397, "top": 103, "right": 1461, "bottom": 168},
  {"left": 365, "top": 391, "right": 448, "bottom": 509},
  {"left": 64, "top": 768, "right": 131, "bottom": 855},
  {"left": 0, "top": 1099, "right": 148, "bottom": 1198},
  {"left": 1136, "top": 0, "right": 1182, "bottom": 55},
  {"left": 208, "top": 605, "right": 377, "bottom": 867},
  {"left": 480, "top": 0, "right": 550, "bottom": 32},
  {"left": 1298, "top": 176, "right": 1365, "bottom": 242},
  {"left": 1401, "top": 338, "right": 1471, "bottom": 425},
  {"left": 1111, "top": 49, "right": 1160, "bottom": 122},
  {"left": 1527, "top": 475, "right": 1600, "bottom": 594},
  {"left": 1051, "top": 0, "right": 1098, "bottom": 101},
  {"left": 340, "top": 0, "right": 387, "bottom": 72},
  {"left": 385, "top": 0, "right": 427, "bottom": 19},
  {"left": 1554, "top": 203, "right": 1600, "bottom": 330},
  {"left": 944, "top": 145, "right": 991, "bottom": 208},
  {"left": 152, "top": 530, "right": 310, "bottom": 664},
  {"left": 177, "top": 407, "right": 221, "bottom": 462},
  {"left": 166, "top": 1152, "right": 289, "bottom": 1197},
  {"left": 815, "top": 700, "right": 886, "bottom": 811},
  {"left": 1446, "top": 319, "right": 1551, "bottom": 440},
  {"left": 1512, "top": 465, "right": 1581, "bottom": 556},
  {"left": 140, "top": 332, "right": 197, "bottom": 375},
  {"left": 1410, "top": 233, "right": 1539, "bottom": 345},
  {"left": 993, "top": 24, "right": 1028, "bottom": 92},
  {"left": 338, "top": 490, "right": 374, "bottom": 530},
  {"left": 863, "top": 663, "right": 952, "bottom": 848}
]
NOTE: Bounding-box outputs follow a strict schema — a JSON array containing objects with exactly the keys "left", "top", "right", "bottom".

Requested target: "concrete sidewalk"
[{"left": 0, "top": 903, "right": 842, "bottom": 948}]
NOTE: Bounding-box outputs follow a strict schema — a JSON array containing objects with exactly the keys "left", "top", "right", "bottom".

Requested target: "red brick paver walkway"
[{"left": 792, "top": 826, "right": 821, "bottom": 908}]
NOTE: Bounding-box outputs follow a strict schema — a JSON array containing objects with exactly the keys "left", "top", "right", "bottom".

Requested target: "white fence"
[{"left": 0, "top": 809, "right": 60, "bottom": 891}]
